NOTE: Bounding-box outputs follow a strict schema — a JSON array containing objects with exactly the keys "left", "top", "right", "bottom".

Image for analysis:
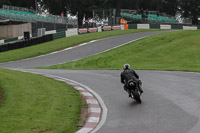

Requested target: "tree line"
[{"left": 0, "top": 0, "right": 199, "bottom": 25}]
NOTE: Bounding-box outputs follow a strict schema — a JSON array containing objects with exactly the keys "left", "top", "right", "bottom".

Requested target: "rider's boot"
[
  {"left": 124, "top": 86, "right": 131, "bottom": 97},
  {"left": 127, "top": 89, "right": 131, "bottom": 97}
]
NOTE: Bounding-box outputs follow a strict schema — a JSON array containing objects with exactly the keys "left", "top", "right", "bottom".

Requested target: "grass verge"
[
  {"left": 0, "top": 91, "right": 3, "bottom": 105},
  {"left": 0, "top": 68, "right": 83, "bottom": 133},
  {"left": 38, "top": 30, "right": 200, "bottom": 72},
  {"left": 0, "top": 29, "right": 160, "bottom": 63}
]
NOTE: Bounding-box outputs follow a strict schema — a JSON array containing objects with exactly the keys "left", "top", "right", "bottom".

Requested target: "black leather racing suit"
[{"left": 120, "top": 68, "right": 142, "bottom": 95}]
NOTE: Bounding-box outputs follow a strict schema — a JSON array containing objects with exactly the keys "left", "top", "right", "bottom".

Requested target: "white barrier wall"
[
  {"left": 160, "top": 25, "right": 171, "bottom": 29},
  {"left": 120, "top": 25, "right": 125, "bottom": 30},
  {"left": 0, "top": 40, "right": 4, "bottom": 44},
  {"left": 137, "top": 24, "right": 150, "bottom": 29},
  {"left": 183, "top": 26, "right": 197, "bottom": 30},
  {"left": 98, "top": 26, "right": 102, "bottom": 32},
  {"left": 66, "top": 28, "right": 78, "bottom": 37},
  {"left": 18, "top": 36, "right": 24, "bottom": 40},
  {"left": 45, "top": 30, "right": 56, "bottom": 35}
]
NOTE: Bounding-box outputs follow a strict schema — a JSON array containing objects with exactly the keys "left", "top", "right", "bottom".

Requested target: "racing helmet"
[{"left": 123, "top": 64, "right": 130, "bottom": 70}]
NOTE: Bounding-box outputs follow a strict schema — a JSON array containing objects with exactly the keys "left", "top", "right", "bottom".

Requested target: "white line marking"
[
  {"left": 86, "top": 99, "right": 98, "bottom": 104},
  {"left": 10, "top": 70, "right": 107, "bottom": 133},
  {"left": 82, "top": 92, "right": 93, "bottom": 97},
  {"left": 47, "top": 36, "right": 150, "bottom": 67},
  {"left": 87, "top": 117, "right": 100, "bottom": 123},
  {"left": 74, "top": 87, "right": 85, "bottom": 91},
  {"left": 89, "top": 108, "right": 101, "bottom": 113},
  {"left": 13, "top": 71, "right": 107, "bottom": 133},
  {"left": 45, "top": 74, "right": 107, "bottom": 133},
  {"left": 76, "top": 128, "right": 93, "bottom": 133}
]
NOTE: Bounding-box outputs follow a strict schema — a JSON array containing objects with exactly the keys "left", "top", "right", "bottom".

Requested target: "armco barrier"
[{"left": 0, "top": 34, "right": 53, "bottom": 52}]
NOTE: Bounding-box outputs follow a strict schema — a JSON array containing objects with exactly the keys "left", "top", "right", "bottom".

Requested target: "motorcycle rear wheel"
[{"left": 131, "top": 90, "right": 142, "bottom": 104}]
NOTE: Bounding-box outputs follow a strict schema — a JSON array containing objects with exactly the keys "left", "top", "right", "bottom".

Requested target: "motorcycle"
[{"left": 127, "top": 79, "right": 142, "bottom": 104}]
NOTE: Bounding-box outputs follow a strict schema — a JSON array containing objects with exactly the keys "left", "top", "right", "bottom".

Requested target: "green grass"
[
  {"left": 39, "top": 30, "right": 200, "bottom": 72},
  {"left": 0, "top": 68, "right": 82, "bottom": 133},
  {"left": 0, "top": 29, "right": 160, "bottom": 63}
]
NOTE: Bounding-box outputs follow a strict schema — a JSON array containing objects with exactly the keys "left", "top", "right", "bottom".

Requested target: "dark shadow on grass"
[{"left": 0, "top": 91, "right": 4, "bottom": 105}]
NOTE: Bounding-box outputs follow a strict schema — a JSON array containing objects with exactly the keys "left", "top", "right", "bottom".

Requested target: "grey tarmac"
[
  {"left": 0, "top": 30, "right": 200, "bottom": 133},
  {"left": 21, "top": 69, "right": 200, "bottom": 133},
  {"left": 0, "top": 30, "right": 175, "bottom": 68}
]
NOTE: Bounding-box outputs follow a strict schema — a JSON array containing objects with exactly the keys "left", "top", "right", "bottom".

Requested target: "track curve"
[
  {"left": 21, "top": 69, "right": 200, "bottom": 133},
  {"left": 1, "top": 30, "right": 200, "bottom": 133},
  {"left": 0, "top": 30, "right": 174, "bottom": 68}
]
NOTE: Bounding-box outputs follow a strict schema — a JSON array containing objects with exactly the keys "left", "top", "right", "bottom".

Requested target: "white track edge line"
[
  {"left": 51, "top": 75, "right": 108, "bottom": 133},
  {"left": 12, "top": 69, "right": 107, "bottom": 133},
  {"left": 44, "top": 36, "right": 149, "bottom": 67}
]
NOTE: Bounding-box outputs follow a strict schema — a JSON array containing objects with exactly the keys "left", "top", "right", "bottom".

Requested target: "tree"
[
  {"left": 67, "top": 0, "right": 96, "bottom": 27},
  {"left": 0, "top": 0, "right": 11, "bottom": 8},
  {"left": 160, "top": 0, "right": 179, "bottom": 15},
  {"left": 179, "top": 0, "right": 200, "bottom": 24},
  {"left": 0, "top": 0, "right": 36, "bottom": 10},
  {"left": 1, "top": 0, "right": 199, "bottom": 25},
  {"left": 40, "top": 0, "right": 68, "bottom": 16}
]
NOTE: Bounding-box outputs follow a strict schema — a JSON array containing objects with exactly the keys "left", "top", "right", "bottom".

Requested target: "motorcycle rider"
[{"left": 120, "top": 64, "right": 143, "bottom": 97}]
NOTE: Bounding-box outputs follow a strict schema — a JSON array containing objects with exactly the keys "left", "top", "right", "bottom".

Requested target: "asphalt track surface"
[
  {"left": 1, "top": 30, "right": 200, "bottom": 133},
  {"left": 0, "top": 30, "right": 175, "bottom": 68}
]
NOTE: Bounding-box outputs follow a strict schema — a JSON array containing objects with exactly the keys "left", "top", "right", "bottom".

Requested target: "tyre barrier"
[{"left": 0, "top": 34, "right": 53, "bottom": 52}]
